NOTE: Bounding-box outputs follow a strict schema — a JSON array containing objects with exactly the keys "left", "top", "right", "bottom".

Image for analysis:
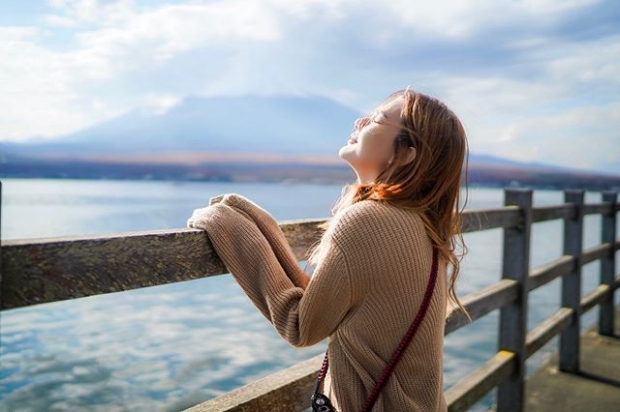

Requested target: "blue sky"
[{"left": 1, "top": 0, "right": 619, "bottom": 173}]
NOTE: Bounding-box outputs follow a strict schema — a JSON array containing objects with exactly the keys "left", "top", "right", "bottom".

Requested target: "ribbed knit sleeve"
[
  {"left": 209, "top": 193, "right": 310, "bottom": 290},
  {"left": 191, "top": 202, "right": 352, "bottom": 347}
]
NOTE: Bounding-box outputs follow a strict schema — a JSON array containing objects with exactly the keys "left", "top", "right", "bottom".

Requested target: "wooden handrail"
[
  {"left": 0, "top": 207, "right": 523, "bottom": 310},
  {"left": 444, "top": 279, "right": 518, "bottom": 335},
  {"left": 1, "top": 220, "right": 325, "bottom": 309},
  {"left": 185, "top": 354, "right": 323, "bottom": 412},
  {"left": 445, "top": 351, "right": 516, "bottom": 412},
  {"left": 525, "top": 307, "right": 573, "bottom": 358},
  {"left": 532, "top": 204, "right": 575, "bottom": 223},
  {"left": 528, "top": 255, "right": 575, "bottom": 292}
]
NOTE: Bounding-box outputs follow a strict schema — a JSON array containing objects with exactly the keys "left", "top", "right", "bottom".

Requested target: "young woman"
[{"left": 188, "top": 89, "right": 468, "bottom": 411}]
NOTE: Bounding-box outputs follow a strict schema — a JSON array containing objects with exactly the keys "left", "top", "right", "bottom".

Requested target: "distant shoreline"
[{"left": 2, "top": 157, "right": 619, "bottom": 191}]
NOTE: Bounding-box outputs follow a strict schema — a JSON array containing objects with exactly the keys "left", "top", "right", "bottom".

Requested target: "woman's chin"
[
  {"left": 338, "top": 144, "right": 355, "bottom": 160},
  {"left": 338, "top": 146, "right": 346, "bottom": 159},
  {"left": 337, "top": 150, "right": 359, "bottom": 175}
]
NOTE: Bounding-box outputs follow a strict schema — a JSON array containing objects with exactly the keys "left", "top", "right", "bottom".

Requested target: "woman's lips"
[{"left": 348, "top": 134, "right": 358, "bottom": 144}]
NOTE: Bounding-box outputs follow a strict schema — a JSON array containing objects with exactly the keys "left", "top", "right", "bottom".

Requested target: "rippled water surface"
[{"left": 1, "top": 179, "right": 617, "bottom": 411}]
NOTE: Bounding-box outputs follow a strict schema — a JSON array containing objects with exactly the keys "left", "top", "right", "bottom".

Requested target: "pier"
[
  {"left": 525, "top": 307, "right": 620, "bottom": 411},
  {"left": 2, "top": 189, "right": 619, "bottom": 411}
]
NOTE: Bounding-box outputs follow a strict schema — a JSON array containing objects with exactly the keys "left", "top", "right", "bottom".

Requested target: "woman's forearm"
[
  {"left": 211, "top": 193, "right": 310, "bottom": 289},
  {"left": 189, "top": 203, "right": 351, "bottom": 347}
]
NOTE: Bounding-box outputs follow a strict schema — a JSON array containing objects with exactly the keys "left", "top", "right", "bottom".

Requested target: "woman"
[{"left": 187, "top": 89, "right": 468, "bottom": 411}]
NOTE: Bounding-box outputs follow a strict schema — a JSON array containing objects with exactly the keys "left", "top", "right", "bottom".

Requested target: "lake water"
[{"left": 1, "top": 178, "right": 617, "bottom": 411}]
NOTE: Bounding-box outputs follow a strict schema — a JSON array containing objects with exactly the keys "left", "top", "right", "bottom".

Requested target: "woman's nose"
[{"left": 355, "top": 117, "right": 371, "bottom": 130}]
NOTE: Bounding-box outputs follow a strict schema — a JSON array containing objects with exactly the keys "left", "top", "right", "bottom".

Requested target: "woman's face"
[{"left": 339, "top": 95, "right": 404, "bottom": 182}]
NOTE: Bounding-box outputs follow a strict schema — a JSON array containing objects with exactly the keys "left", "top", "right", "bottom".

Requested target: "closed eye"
[
  {"left": 372, "top": 113, "right": 385, "bottom": 124},
  {"left": 372, "top": 112, "right": 386, "bottom": 123}
]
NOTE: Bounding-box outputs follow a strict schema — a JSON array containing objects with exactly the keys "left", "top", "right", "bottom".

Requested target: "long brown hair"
[{"left": 313, "top": 89, "right": 469, "bottom": 317}]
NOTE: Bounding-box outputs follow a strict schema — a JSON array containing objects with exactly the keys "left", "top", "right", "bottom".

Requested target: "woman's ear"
[
  {"left": 403, "top": 147, "right": 417, "bottom": 165},
  {"left": 388, "top": 147, "right": 417, "bottom": 167}
]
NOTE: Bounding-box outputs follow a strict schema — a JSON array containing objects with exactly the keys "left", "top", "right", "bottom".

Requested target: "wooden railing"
[{"left": 1, "top": 189, "right": 619, "bottom": 411}]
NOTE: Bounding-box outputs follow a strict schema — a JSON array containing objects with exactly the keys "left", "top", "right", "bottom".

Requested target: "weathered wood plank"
[
  {"left": 184, "top": 354, "right": 323, "bottom": 412},
  {"left": 582, "top": 243, "right": 612, "bottom": 265},
  {"left": 445, "top": 280, "right": 518, "bottom": 335},
  {"left": 525, "top": 307, "right": 573, "bottom": 358},
  {"left": 581, "top": 285, "right": 611, "bottom": 314},
  {"left": 2, "top": 229, "right": 219, "bottom": 309},
  {"left": 0, "top": 206, "right": 529, "bottom": 311},
  {"left": 528, "top": 255, "right": 575, "bottom": 292},
  {"left": 279, "top": 219, "right": 327, "bottom": 259},
  {"left": 461, "top": 207, "right": 520, "bottom": 233},
  {"left": 1, "top": 205, "right": 527, "bottom": 312},
  {"left": 583, "top": 202, "right": 613, "bottom": 216},
  {"left": 1, "top": 219, "right": 325, "bottom": 310},
  {"left": 532, "top": 204, "right": 575, "bottom": 223},
  {"left": 445, "top": 350, "right": 516, "bottom": 412}
]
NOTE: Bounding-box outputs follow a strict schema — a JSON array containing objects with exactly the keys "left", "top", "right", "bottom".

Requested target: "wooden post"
[
  {"left": 497, "top": 189, "right": 532, "bottom": 412},
  {"left": 599, "top": 191, "right": 617, "bottom": 336},
  {"left": 559, "top": 190, "right": 584, "bottom": 373}
]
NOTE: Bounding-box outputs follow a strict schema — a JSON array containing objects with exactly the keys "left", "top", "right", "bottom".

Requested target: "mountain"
[
  {"left": 1, "top": 94, "right": 619, "bottom": 189},
  {"left": 1, "top": 95, "right": 360, "bottom": 157}
]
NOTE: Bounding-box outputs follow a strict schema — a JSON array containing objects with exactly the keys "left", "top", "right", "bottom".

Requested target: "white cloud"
[
  {"left": 0, "top": 27, "right": 90, "bottom": 139},
  {"left": 47, "top": 0, "right": 135, "bottom": 25},
  {"left": 510, "top": 103, "right": 620, "bottom": 169},
  {"left": 43, "top": 14, "right": 78, "bottom": 27}
]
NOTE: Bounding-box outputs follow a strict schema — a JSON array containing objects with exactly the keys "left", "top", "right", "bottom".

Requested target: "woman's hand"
[
  {"left": 187, "top": 206, "right": 213, "bottom": 230},
  {"left": 187, "top": 194, "right": 245, "bottom": 229},
  {"left": 208, "top": 194, "right": 226, "bottom": 206}
]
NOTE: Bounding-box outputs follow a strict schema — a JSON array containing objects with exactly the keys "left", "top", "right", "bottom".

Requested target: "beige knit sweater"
[{"left": 188, "top": 194, "right": 447, "bottom": 411}]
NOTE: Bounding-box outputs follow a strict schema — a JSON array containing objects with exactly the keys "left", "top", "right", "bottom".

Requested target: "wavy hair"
[{"left": 312, "top": 89, "right": 470, "bottom": 318}]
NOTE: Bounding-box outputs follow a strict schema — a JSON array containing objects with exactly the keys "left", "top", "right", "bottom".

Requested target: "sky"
[{"left": 1, "top": 0, "right": 619, "bottom": 174}]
